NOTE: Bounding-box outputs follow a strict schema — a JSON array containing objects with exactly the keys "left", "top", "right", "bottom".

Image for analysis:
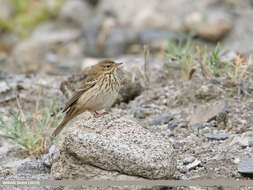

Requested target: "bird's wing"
[{"left": 62, "top": 80, "right": 97, "bottom": 113}]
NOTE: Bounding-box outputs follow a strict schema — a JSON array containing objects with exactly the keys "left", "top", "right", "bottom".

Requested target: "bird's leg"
[
  {"left": 88, "top": 110, "right": 108, "bottom": 118},
  {"left": 93, "top": 111, "right": 103, "bottom": 118},
  {"left": 94, "top": 111, "right": 109, "bottom": 118}
]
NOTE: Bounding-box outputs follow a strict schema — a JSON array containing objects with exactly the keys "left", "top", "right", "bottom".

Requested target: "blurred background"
[
  {"left": 1, "top": 0, "right": 253, "bottom": 181},
  {"left": 0, "top": 0, "right": 253, "bottom": 75}
]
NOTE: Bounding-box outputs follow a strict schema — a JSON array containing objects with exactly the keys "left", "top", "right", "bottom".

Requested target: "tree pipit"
[{"left": 52, "top": 60, "right": 122, "bottom": 137}]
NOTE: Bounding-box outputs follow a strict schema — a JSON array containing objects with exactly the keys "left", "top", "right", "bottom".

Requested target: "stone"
[
  {"left": 139, "top": 30, "right": 188, "bottom": 51},
  {"left": 133, "top": 108, "right": 148, "bottom": 119},
  {"left": 59, "top": 0, "right": 94, "bottom": 25},
  {"left": 178, "top": 165, "right": 187, "bottom": 173},
  {"left": 191, "top": 124, "right": 205, "bottom": 132},
  {"left": 183, "top": 156, "right": 195, "bottom": 165},
  {"left": 238, "top": 137, "right": 249, "bottom": 148},
  {"left": 42, "top": 145, "right": 57, "bottom": 167},
  {"left": 220, "top": 50, "right": 238, "bottom": 64},
  {"left": 232, "top": 136, "right": 251, "bottom": 148},
  {"left": 238, "top": 157, "right": 253, "bottom": 175},
  {"left": 205, "top": 133, "right": 229, "bottom": 140},
  {"left": 248, "top": 138, "right": 253, "bottom": 147},
  {"left": 186, "top": 159, "right": 201, "bottom": 170},
  {"left": 51, "top": 113, "right": 176, "bottom": 180},
  {"left": 195, "top": 84, "right": 222, "bottom": 101},
  {"left": 0, "top": 81, "right": 10, "bottom": 93},
  {"left": 104, "top": 27, "right": 138, "bottom": 57},
  {"left": 167, "top": 120, "right": 180, "bottom": 130},
  {"left": 97, "top": 0, "right": 212, "bottom": 31},
  {"left": 184, "top": 9, "right": 233, "bottom": 41},
  {"left": 82, "top": 12, "right": 139, "bottom": 57},
  {"left": 149, "top": 113, "right": 174, "bottom": 126}
]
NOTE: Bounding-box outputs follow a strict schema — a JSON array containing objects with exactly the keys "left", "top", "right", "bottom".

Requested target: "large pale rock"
[{"left": 51, "top": 113, "right": 176, "bottom": 181}]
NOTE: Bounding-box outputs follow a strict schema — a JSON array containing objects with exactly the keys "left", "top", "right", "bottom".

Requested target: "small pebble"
[
  {"left": 178, "top": 166, "right": 187, "bottom": 173},
  {"left": 205, "top": 133, "right": 229, "bottom": 140},
  {"left": 238, "top": 157, "right": 253, "bottom": 174},
  {"left": 149, "top": 114, "right": 173, "bottom": 126},
  {"left": 183, "top": 156, "right": 195, "bottom": 165},
  {"left": 191, "top": 123, "right": 205, "bottom": 131},
  {"left": 186, "top": 159, "right": 201, "bottom": 170},
  {"left": 238, "top": 137, "right": 248, "bottom": 148},
  {"left": 248, "top": 138, "right": 253, "bottom": 147},
  {"left": 133, "top": 109, "right": 147, "bottom": 119},
  {"left": 167, "top": 120, "right": 180, "bottom": 130},
  {"left": 0, "top": 81, "right": 10, "bottom": 93},
  {"left": 49, "top": 144, "right": 57, "bottom": 155},
  {"left": 42, "top": 145, "right": 57, "bottom": 167}
]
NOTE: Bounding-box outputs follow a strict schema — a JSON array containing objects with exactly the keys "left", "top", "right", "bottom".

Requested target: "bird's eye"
[{"left": 105, "top": 65, "right": 111, "bottom": 68}]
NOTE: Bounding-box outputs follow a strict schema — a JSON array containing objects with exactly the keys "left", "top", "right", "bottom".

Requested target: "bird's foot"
[{"left": 89, "top": 110, "right": 108, "bottom": 118}]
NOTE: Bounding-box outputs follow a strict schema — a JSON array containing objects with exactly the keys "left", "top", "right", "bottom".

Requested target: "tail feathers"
[{"left": 51, "top": 117, "right": 70, "bottom": 137}]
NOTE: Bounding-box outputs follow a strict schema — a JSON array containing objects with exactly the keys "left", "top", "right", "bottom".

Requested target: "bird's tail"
[{"left": 51, "top": 117, "right": 71, "bottom": 137}]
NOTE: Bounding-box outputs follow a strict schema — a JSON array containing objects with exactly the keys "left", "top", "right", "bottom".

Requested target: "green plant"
[
  {"left": 208, "top": 43, "right": 222, "bottom": 76},
  {"left": 225, "top": 55, "right": 253, "bottom": 84},
  {"left": 196, "top": 43, "right": 226, "bottom": 78},
  {"left": 166, "top": 38, "right": 196, "bottom": 80},
  {"left": 166, "top": 38, "right": 253, "bottom": 98},
  {"left": 0, "top": 93, "right": 63, "bottom": 156},
  {"left": 0, "top": 0, "right": 65, "bottom": 38}
]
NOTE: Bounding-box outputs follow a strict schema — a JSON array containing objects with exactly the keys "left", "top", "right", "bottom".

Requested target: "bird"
[{"left": 51, "top": 60, "right": 123, "bottom": 137}]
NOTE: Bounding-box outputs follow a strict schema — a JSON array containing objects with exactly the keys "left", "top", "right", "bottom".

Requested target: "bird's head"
[{"left": 95, "top": 60, "right": 123, "bottom": 74}]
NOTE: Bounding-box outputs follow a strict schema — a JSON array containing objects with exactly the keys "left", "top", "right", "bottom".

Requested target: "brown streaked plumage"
[{"left": 51, "top": 60, "right": 122, "bottom": 137}]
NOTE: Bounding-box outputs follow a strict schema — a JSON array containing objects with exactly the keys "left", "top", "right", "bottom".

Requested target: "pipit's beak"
[{"left": 115, "top": 62, "right": 123, "bottom": 67}]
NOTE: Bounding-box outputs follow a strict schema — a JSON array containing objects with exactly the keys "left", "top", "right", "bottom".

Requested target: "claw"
[{"left": 88, "top": 110, "right": 108, "bottom": 118}]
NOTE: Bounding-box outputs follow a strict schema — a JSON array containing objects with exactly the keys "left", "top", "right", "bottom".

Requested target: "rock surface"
[
  {"left": 205, "top": 133, "right": 229, "bottom": 140},
  {"left": 51, "top": 113, "right": 176, "bottom": 180},
  {"left": 238, "top": 157, "right": 253, "bottom": 175}
]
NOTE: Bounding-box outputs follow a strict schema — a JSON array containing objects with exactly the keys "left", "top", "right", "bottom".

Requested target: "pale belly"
[{"left": 77, "top": 86, "right": 119, "bottom": 111}]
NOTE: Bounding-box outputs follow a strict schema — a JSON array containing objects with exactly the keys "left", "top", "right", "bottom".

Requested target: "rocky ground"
[{"left": 0, "top": 0, "right": 253, "bottom": 190}]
